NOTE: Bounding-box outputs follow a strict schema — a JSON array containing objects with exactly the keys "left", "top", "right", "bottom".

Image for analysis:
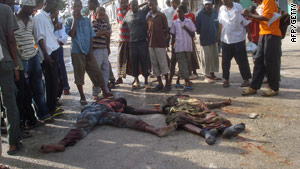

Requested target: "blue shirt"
[
  {"left": 65, "top": 16, "right": 96, "bottom": 55},
  {"left": 195, "top": 8, "right": 218, "bottom": 46}
]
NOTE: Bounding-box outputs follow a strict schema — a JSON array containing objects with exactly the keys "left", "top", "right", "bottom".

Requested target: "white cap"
[{"left": 203, "top": 0, "right": 212, "bottom": 5}]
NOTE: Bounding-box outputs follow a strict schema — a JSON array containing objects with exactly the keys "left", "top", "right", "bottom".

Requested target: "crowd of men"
[{"left": 0, "top": 0, "right": 289, "bottom": 158}]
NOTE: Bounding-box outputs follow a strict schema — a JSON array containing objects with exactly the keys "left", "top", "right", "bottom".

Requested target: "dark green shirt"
[{"left": 0, "top": 4, "right": 19, "bottom": 62}]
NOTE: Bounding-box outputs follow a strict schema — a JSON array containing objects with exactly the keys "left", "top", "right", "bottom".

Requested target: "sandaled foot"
[
  {"left": 183, "top": 86, "right": 192, "bottom": 92},
  {"left": 241, "top": 87, "right": 257, "bottom": 96},
  {"left": 80, "top": 99, "right": 88, "bottom": 105},
  {"left": 240, "top": 80, "right": 249, "bottom": 87},
  {"left": 148, "top": 85, "right": 163, "bottom": 92},
  {"left": 261, "top": 88, "right": 279, "bottom": 97},
  {"left": 115, "top": 78, "right": 123, "bottom": 85},
  {"left": 40, "top": 144, "right": 65, "bottom": 153},
  {"left": 204, "top": 77, "right": 215, "bottom": 84},
  {"left": 223, "top": 80, "right": 230, "bottom": 88},
  {"left": 161, "top": 85, "right": 171, "bottom": 92},
  {"left": 222, "top": 123, "right": 246, "bottom": 139},
  {"left": 132, "top": 82, "right": 141, "bottom": 90},
  {"left": 174, "top": 83, "right": 184, "bottom": 88}
]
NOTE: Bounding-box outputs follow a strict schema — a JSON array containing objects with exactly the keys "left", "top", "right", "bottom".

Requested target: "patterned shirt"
[
  {"left": 170, "top": 18, "right": 196, "bottom": 53},
  {"left": 15, "top": 16, "right": 38, "bottom": 60},
  {"left": 92, "top": 19, "right": 110, "bottom": 49},
  {"left": 116, "top": 6, "right": 130, "bottom": 43}
]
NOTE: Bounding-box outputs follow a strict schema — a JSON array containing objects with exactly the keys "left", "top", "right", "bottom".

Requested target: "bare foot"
[
  {"left": 40, "top": 144, "right": 65, "bottom": 153},
  {"left": 156, "top": 123, "right": 177, "bottom": 137}
]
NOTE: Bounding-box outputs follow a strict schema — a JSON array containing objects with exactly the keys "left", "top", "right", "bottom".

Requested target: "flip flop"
[
  {"left": 80, "top": 99, "right": 88, "bottom": 105},
  {"left": 174, "top": 83, "right": 184, "bottom": 88},
  {"left": 183, "top": 86, "right": 193, "bottom": 92}
]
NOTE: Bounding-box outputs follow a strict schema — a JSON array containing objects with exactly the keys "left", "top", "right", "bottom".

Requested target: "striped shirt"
[
  {"left": 116, "top": 6, "right": 130, "bottom": 43},
  {"left": 92, "top": 20, "right": 110, "bottom": 49},
  {"left": 14, "top": 16, "right": 37, "bottom": 60},
  {"left": 170, "top": 18, "right": 196, "bottom": 53}
]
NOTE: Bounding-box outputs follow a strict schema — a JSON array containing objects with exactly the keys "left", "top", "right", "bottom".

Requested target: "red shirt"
[
  {"left": 116, "top": 6, "right": 131, "bottom": 42},
  {"left": 249, "top": 18, "right": 260, "bottom": 43},
  {"left": 173, "top": 12, "right": 196, "bottom": 24}
]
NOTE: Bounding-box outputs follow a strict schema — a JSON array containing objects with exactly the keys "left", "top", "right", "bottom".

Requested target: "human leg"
[
  {"left": 25, "top": 55, "right": 50, "bottom": 120},
  {"left": 221, "top": 42, "right": 233, "bottom": 87},
  {"left": 232, "top": 41, "right": 251, "bottom": 86},
  {"left": 129, "top": 42, "right": 141, "bottom": 86},
  {"left": 264, "top": 35, "right": 281, "bottom": 92},
  {"left": 183, "top": 123, "right": 218, "bottom": 145},
  {"left": 57, "top": 47, "right": 70, "bottom": 92},
  {"left": 93, "top": 49, "right": 110, "bottom": 93},
  {"left": 0, "top": 61, "right": 21, "bottom": 153},
  {"left": 117, "top": 42, "right": 128, "bottom": 81},
  {"left": 42, "top": 51, "right": 59, "bottom": 112},
  {"left": 71, "top": 53, "right": 87, "bottom": 101}
]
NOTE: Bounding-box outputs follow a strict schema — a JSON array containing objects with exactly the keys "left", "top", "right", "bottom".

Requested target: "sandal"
[
  {"left": 241, "top": 87, "right": 257, "bottom": 96},
  {"left": 80, "top": 99, "right": 88, "bottom": 105},
  {"left": 223, "top": 80, "right": 230, "bottom": 88},
  {"left": 41, "top": 117, "right": 55, "bottom": 124},
  {"left": 174, "top": 83, "right": 184, "bottom": 88},
  {"left": 148, "top": 85, "right": 163, "bottom": 92},
  {"left": 50, "top": 107, "right": 64, "bottom": 117},
  {"left": 132, "top": 82, "right": 140, "bottom": 90},
  {"left": 144, "top": 84, "right": 151, "bottom": 92},
  {"left": 261, "top": 88, "right": 279, "bottom": 97},
  {"left": 115, "top": 78, "right": 123, "bottom": 85},
  {"left": 183, "top": 86, "right": 193, "bottom": 92}
]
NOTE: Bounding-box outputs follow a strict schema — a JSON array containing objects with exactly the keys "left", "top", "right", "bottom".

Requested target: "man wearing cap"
[
  {"left": 0, "top": 1, "right": 22, "bottom": 155},
  {"left": 196, "top": 0, "right": 220, "bottom": 83},
  {"left": 15, "top": 0, "right": 52, "bottom": 123}
]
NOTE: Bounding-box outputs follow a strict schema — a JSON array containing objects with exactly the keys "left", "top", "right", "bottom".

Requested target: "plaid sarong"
[{"left": 117, "top": 42, "right": 132, "bottom": 78}]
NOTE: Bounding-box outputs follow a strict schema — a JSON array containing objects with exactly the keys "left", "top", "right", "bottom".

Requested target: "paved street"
[{"left": 1, "top": 24, "right": 300, "bottom": 169}]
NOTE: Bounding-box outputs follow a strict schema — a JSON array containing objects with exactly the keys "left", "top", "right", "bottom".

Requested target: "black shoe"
[{"left": 222, "top": 123, "right": 245, "bottom": 138}]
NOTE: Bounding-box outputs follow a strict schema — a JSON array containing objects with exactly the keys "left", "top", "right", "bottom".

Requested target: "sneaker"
[
  {"left": 261, "top": 88, "right": 279, "bottom": 97},
  {"left": 241, "top": 87, "right": 257, "bottom": 96}
]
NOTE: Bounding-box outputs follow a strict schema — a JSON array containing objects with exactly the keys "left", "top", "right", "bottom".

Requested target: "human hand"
[
  {"left": 44, "top": 54, "right": 54, "bottom": 64},
  {"left": 242, "top": 9, "right": 250, "bottom": 17},
  {"left": 14, "top": 69, "right": 19, "bottom": 81},
  {"left": 87, "top": 52, "right": 93, "bottom": 60},
  {"left": 107, "top": 47, "right": 111, "bottom": 55}
]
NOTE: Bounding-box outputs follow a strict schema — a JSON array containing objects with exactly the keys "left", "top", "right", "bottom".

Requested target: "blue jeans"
[
  {"left": 57, "top": 47, "right": 70, "bottom": 90},
  {"left": 23, "top": 55, "right": 50, "bottom": 120}
]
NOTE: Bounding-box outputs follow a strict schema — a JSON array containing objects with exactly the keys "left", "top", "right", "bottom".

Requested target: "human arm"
[
  {"left": 7, "top": 31, "right": 19, "bottom": 81},
  {"left": 183, "top": 20, "right": 196, "bottom": 38},
  {"left": 217, "top": 23, "right": 222, "bottom": 43},
  {"left": 38, "top": 39, "right": 53, "bottom": 64},
  {"left": 245, "top": 25, "right": 251, "bottom": 41},
  {"left": 162, "top": 14, "right": 170, "bottom": 41},
  {"left": 195, "top": 12, "right": 201, "bottom": 34}
]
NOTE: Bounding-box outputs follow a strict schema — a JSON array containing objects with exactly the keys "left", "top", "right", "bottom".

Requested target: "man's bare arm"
[{"left": 7, "top": 31, "right": 19, "bottom": 81}]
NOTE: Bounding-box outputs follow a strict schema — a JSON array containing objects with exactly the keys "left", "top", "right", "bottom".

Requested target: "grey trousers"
[{"left": 93, "top": 48, "right": 110, "bottom": 93}]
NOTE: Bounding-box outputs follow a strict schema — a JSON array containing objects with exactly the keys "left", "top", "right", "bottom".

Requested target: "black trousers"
[
  {"left": 222, "top": 40, "right": 251, "bottom": 80},
  {"left": 129, "top": 40, "right": 150, "bottom": 78},
  {"left": 250, "top": 35, "right": 281, "bottom": 91},
  {"left": 15, "top": 70, "right": 37, "bottom": 126},
  {"left": 42, "top": 51, "right": 59, "bottom": 112}
]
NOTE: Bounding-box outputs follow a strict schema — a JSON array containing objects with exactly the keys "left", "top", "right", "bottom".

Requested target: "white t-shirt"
[{"left": 218, "top": 2, "right": 250, "bottom": 44}]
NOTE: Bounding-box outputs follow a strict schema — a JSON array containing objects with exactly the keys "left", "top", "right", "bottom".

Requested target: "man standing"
[
  {"left": 0, "top": 2, "right": 22, "bottom": 155},
  {"left": 162, "top": 0, "right": 176, "bottom": 50},
  {"left": 115, "top": 0, "right": 131, "bottom": 84},
  {"left": 65, "top": 0, "right": 109, "bottom": 105},
  {"left": 34, "top": 0, "right": 60, "bottom": 113},
  {"left": 15, "top": 0, "right": 53, "bottom": 123},
  {"left": 242, "top": 0, "right": 281, "bottom": 96},
  {"left": 196, "top": 0, "right": 219, "bottom": 83},
  {"left": 217, "top": 0, "right": 252, "bottom": 88},
  {"left": 147, "top": 0, "right": 170, "bottom": 92},
  {"left": 53, "top": 9, "right": 70, "bottom": 96},
  {"left": 123, "top": 0, "right": 150, "bottom": 90}
]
